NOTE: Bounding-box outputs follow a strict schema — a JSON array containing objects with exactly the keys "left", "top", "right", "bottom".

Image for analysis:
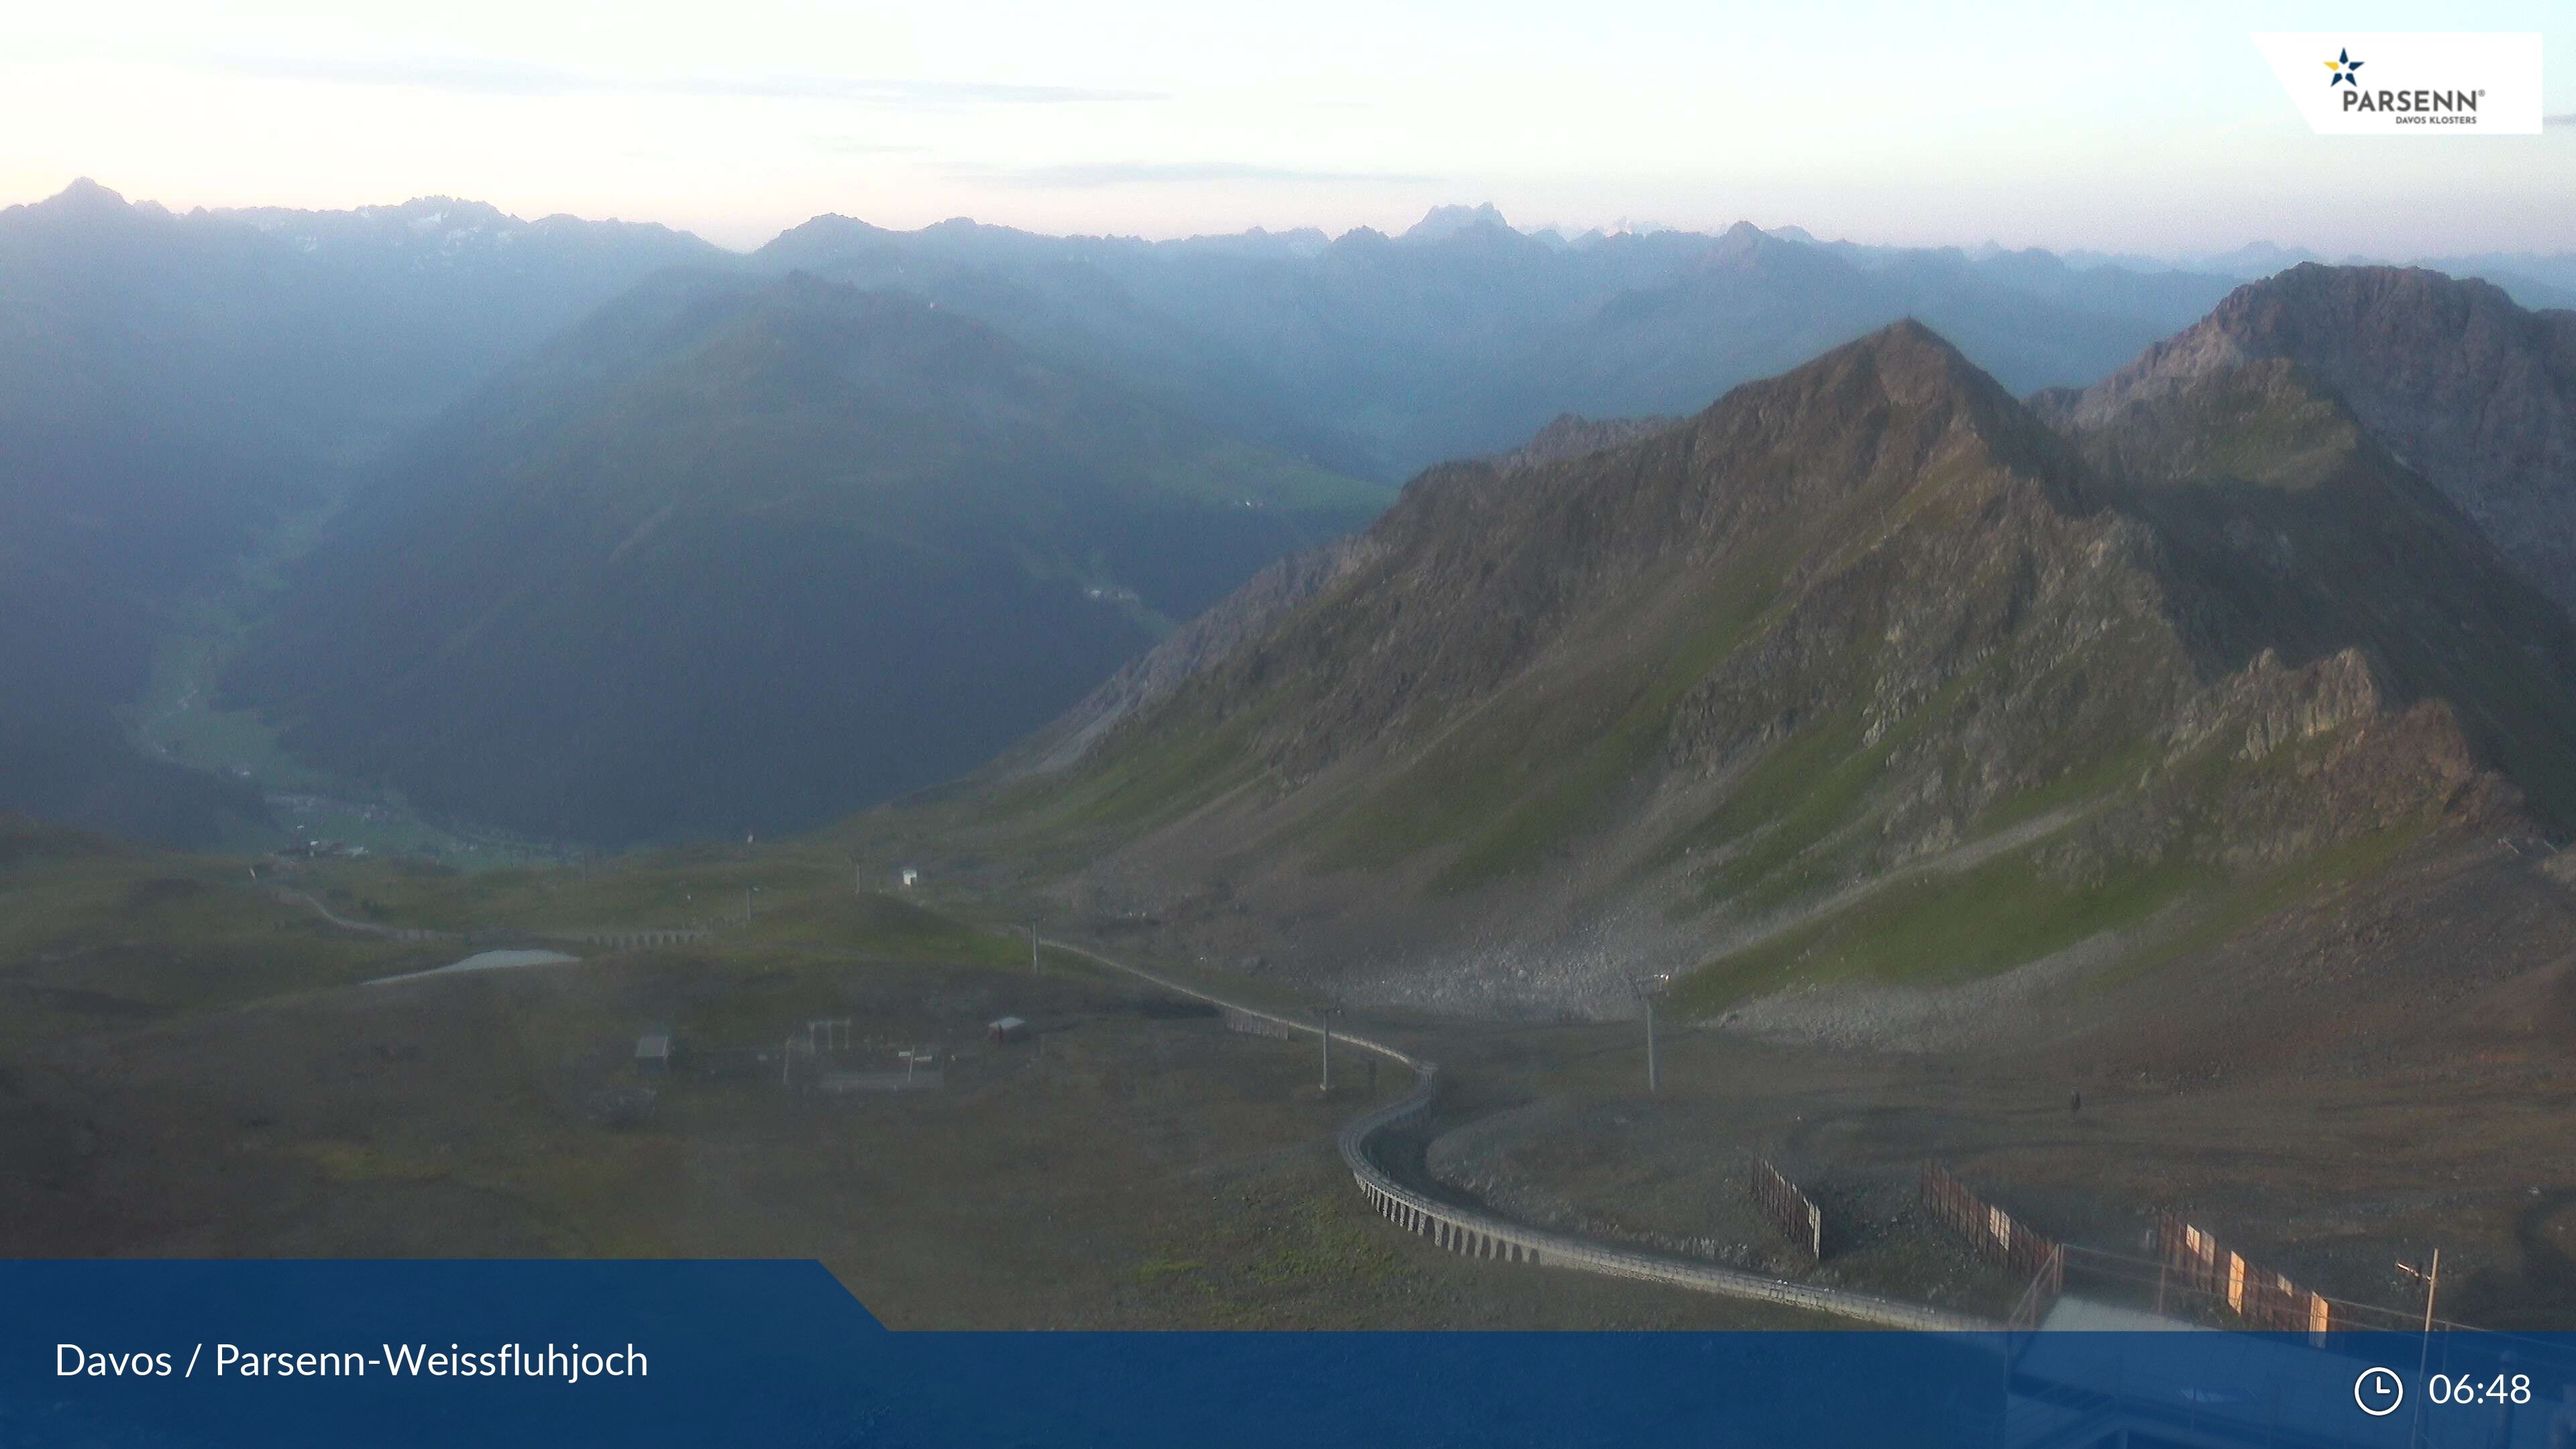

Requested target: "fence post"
[{"left": 1752, "top": 1158, "right": 1826, "bottom": 1263}]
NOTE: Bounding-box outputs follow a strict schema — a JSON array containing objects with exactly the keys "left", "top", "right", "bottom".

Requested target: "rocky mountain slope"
[
  {"left": 1491, "top": 413, "right": 1683, "bottom": 473},
  {"left": 2047, "top": 264, "right": 2576, "bottom": 616},
  {"left": 1009, "top": 411, "right": 1692, "bottom": 777},
  {"left": 987, "top": 311, "right": 2576, "bottom": 1018}
]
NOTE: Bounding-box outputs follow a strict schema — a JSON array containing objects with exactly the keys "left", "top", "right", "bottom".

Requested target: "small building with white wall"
[{"left": 634, "top": 1032, "right": 673, "bottom": 1074}]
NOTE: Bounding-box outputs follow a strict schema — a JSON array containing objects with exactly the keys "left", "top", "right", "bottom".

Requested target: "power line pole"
[
  {"left": 1644, "top": 991, "right": 1656, "bottom": 1093},
  {"left": 1627, "top": 975, "right": 1668, "bottom": 1093},
  {"left": 2400, "top": 1248, "right": 2443, "bottom": 1345},
  {"left": 1030, "top": 922, "right": 1040, "bottom": 975},
  {"left": 1319, "top": 1008, "right": 1344, "bottom": 1093},
  {"left": 2400, "top": 1247, "right": 2443, "bottom": 1449}
]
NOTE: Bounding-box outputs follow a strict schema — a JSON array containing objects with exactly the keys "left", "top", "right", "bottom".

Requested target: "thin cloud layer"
[
  {"left": 981, "top": 160, "right": 1442, "bottom": 189},
  {"left": 80, "top": 43, "right": 1167, "bottom": 106}
]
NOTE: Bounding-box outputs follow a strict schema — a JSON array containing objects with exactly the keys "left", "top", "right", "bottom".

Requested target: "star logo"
[{"left": 2324, "top": 48, "right": 2365, "bottom": 86}]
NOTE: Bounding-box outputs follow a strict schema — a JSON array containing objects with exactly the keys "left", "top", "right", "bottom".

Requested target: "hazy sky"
[{"left": 7, "top": 1, "right": 2571, "bottom": 256}]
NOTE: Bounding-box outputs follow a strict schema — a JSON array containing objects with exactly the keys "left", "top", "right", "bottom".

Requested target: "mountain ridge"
[
  {"left": 2051, "top": 264, "right": 2576, "bottom": 617},
  {"left": 972, "top": 309, "right": 2573, "bottom": 1018}
]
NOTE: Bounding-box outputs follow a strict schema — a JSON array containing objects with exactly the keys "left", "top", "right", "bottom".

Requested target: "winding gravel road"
[{"left": 1040, "top": 934, "right": 1994, "bottom": 1331}]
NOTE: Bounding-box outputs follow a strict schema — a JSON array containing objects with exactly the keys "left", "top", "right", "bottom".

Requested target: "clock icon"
[{"left": 2355, "top": 1366, "right": 2405, "bottom": 1417}]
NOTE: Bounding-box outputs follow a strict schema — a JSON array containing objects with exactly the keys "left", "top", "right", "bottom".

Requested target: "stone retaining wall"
[
  {"left": 1334, "top": 1062, "right": 1984, "bottom": 1330},
  {"left": 544, "top": 928, "right": 712, "bottom": 949}
]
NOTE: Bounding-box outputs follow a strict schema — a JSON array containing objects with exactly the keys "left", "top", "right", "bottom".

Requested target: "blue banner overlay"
[{"left": 4, "top": 1262, "right": 2574, "bottom": 1446}]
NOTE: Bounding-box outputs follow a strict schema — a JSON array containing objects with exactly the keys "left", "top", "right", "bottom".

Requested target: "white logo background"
[{"left": 2252, "top": 32, "right": 2542, "bottom": 136}]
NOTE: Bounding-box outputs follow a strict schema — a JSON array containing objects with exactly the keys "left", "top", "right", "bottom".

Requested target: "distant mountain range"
[
  {"left": 726, "top": 202, "right": 2576, "bottom": 481},
  {"left": 0, "top": 180, "right": 722, "bottom": 843},
  {"left": 993, "top": 268, "right": 2576, "bottom": 1016},
  {"left": 5, "top": 177, "right": 2574, "bottom": 852},
  {"left": 743, "top": 206, "right": 2255, "bottom": 483}
]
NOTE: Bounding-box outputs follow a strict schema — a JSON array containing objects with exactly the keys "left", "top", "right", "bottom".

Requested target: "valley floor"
[
  {"left": 7, "top": 822, "right": 2573, "bottom": 1332},
  {"left": 0, "top": 904, "right": 1813, "bottom": 1328}
]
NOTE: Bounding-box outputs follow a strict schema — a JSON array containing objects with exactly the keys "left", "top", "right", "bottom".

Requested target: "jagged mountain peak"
[
  {"left": 1401, "top": 202, "right": 1513, "bottom": 244},
  {"left": 750, "top": 213, "right": 903, "bottom": 271},
  {"left": 1690, "top": 218, "right": 1860, "bottom": 284},
  {"left": 1719, "top": 317, "right": 2062, "bottom": 466},
  {"left": 1705, "top": 218, "right": 1788, "bottom": 256},
  {"left": 46, "top": 176, "right": 127, "bottom": 209},
  {"left": 1813, "top": 315, "right": 1976, "bottom": 383},
  {"left": 2063, "top": 262, "right": 2576, "bottom": 615},
  {"left": 369, "top": 195, "right": 511, "bottom": 225},
  {"left": 11, "top": 177, "right": 154, "bottom": 229},
  {"left": 2075, "top": 264, "right": 2553, "bottom": 411}
]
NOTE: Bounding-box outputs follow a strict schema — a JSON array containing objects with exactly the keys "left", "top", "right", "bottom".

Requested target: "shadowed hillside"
[
  {"left": 222, "top": 271, "right": 1389, "bottom": 845},
  {"left": 0, "top": 180, "right": 731, "bottom": 845}
]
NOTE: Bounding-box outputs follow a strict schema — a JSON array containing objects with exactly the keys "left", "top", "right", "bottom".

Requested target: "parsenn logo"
[
  {"left": 2327, "top": 40, "right": 2479, "bottom": 120},
  {"left": 2253, "top": 33, "right": 2541, "bottom": 135}
]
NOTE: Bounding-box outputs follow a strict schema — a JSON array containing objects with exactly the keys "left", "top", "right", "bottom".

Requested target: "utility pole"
[
  {"left": 2400, "top": 1248, "right": 2443, "bottom": 1347},
  {"left": 1628, "top": 974, "right": 1668, "bottom": 1093},
  {"left": 1319, "top": 1008, "right": 1344, "bottom": 1093},
  {"left": 1030, "top": 922, "right": 1040, "bottom": 975},
  {"left": 2400, "top": 1248, "right": 2443, "bottom": 1449},
  {"left": 1644, "top": 991, "right": 1656, "bottom": 1093}
]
